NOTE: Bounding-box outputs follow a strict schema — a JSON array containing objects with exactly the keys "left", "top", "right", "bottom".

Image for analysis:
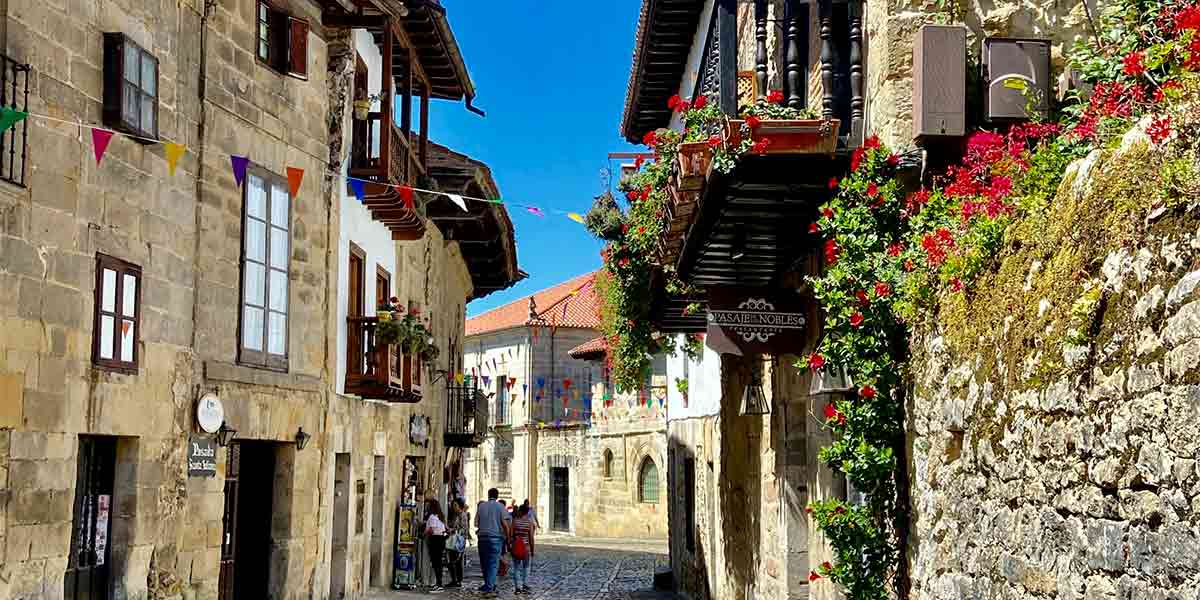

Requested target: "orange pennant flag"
[
  {"left": 164, "top": 143, "right": 186, "bottom": 176},
  {"left": 286, "top": 167, "right": 304, "bottom": 198}
]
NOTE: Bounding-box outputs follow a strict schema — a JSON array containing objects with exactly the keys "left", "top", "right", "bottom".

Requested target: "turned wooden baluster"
[
  {"left": 717, "top": 0, "right": 738, "bottom": 115},
  {"left": 754, "top": 0, "right": 768, "bottom": 101},
  {"left": 818, "top": 0, "right": 835, "bottom": 120},
  {"left": 848, "top": 0, "right": 865, "bottom": 142},
  {"left": 785, "top": 0, "right": 806, "bottom": 109}
]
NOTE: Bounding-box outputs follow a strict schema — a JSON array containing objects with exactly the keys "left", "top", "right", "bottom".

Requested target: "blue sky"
[{"left": 428, "top": 1, "right": 644, "bottom": 316}]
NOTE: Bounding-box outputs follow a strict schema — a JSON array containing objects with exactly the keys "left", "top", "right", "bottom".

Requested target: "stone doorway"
[
  {"left": 219, "top": 441, "right": 278, "bottom": 600},
  {"left": 64, "top": 436, "right": 117, "bottom": 600},
  {"left": 551, "top": 467, "right": 569, "bottom": 532}
]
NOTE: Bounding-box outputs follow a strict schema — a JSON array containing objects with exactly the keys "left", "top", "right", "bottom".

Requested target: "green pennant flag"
[{"left": 0, "top": 107, "right": 29, "bottom": 133}]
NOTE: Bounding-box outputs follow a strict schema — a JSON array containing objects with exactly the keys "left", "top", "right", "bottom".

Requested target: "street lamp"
[
  {"left": 294, "top": 427, "right": 311, "bottom": 451},
  {"left": 215, "top": 422, "right": 238, "bottom": 447},
  {"left": 739, "top": 357, "right": 771, "bottom": 416}
]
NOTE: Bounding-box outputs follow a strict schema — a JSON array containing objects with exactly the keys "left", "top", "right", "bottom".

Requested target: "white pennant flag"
[{"left": 447, "top": 193, "right": 468, "bottom": 212}]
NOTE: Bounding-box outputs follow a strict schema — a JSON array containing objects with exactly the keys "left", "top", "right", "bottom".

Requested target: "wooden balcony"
[
  {"left": 444, "top": 382, "right": 488, "bottom": 448},
  {"left": 345, "top": 317, "right": 422, "bottom": 403}
]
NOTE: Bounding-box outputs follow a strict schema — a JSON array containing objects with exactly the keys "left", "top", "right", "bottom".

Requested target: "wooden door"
[
  {"left": 551, "top": 468, "right": 569, "bottom": 531},
  {"left": 64, "top": 436, "right": 116, "bottom": 600},
  {"left": 348, "top": 245, "right": 366, "bottom": 374},
  {"left": 375, "top": 266, "right": 390, "bottom": 310}
]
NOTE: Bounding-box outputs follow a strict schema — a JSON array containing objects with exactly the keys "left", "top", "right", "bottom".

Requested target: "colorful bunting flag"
[
  {"left": 567, "top": 212, "right": 585, "bottom": 224},
  {"left": 507, "top": 377, "right": 516, "bottom": 390},
  {"left": 482, "top": 375, "right": 491, "bottom": 388},
  {"left": 447, "top": 193, "right": 468, "bottom": 212},
  {"left": 92, "top": 129, "right": 114, "bottom": 165},
  {"left": 350, "top": 178, "right": 366, "bottom": 202},
  {"left": 164, "top": 143, "right": 186, "bottom": 176},
  {"left": 0, "top": 107, "right": 28, "bottom": 133},
  {"left": 286, "top": 167, "right": 304, "bottom": 198},
  {"left": 399, "top": 185, "right": 415, "bottom": 210},
  {"left": 120, "top": 321, "right": 131, "bottom": 336},
  {"left": 455, "top": 372, "right": 465, "bottom": 384},
  {"left": 562, "top": 378, "right": 572, "bottom": 390},
  {"left": 231, "top": 155, "right": 250, "bottom": 186},
  {"left": 526, "top": 207, "right": 545, "bottom": 217}
]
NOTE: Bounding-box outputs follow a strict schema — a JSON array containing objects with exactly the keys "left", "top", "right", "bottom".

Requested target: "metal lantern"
[
  {"left": 215, "top": 422, "right": 238, "bottom": 447},
  {"left": 294, "top": 427, "right": 311, "bottom": 451},
  {"left": 809, "top": 363, "right": 855, "bottom": 396},
  {"left": 739, "top": 358, "right": 771, "bottom": 416}
]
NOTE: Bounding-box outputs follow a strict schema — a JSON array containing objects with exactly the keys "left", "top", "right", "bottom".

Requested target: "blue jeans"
[
  {"left": 511, "top": 557, "right": 530, "bottom": 589},
  {"left": 477, "top": 535, "right": 504, "bottom": 591}
]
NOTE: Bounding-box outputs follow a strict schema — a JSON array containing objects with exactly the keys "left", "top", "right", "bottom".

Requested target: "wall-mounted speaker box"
[
  {"left": 983, "top": 37, "right": 1052, "bottom": 121},
  {"left": 913, "top": 24, "right": 967, "bottom": 139}
]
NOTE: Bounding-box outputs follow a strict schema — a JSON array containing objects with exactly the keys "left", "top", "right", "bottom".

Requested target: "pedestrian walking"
[
  {"left": 521, "top": 499, "right": 541, "bottom": 531},
  {"left": 446, "top": 498, "right": 472, "bottom": 588},
  {"left": 474, "top": 488, "right": 511, "bottom": 595},
  {"left": 509, "top": 505, "right": 536, "bottom": 595},
  {"left": 423, "top": 500, "right": 449, "bottom": 593}
]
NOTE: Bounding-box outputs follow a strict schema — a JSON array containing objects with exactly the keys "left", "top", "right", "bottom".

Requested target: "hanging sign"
[
  {"left": 196, "top": 392, "right": 224, "bottom": 434},
  {"left": 409, "top": 415, "right": 430, "bottom": 446},
  {"left": 705, "top": 287, "right": 808, "bottom": 356},
  {"left": 187, "top": 436, "right": 218, "bottom": 477}
]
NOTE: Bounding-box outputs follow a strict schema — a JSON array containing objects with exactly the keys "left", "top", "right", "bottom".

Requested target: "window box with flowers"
[{"left": 723, "top": 92, "right": 836, "bottom": 156}]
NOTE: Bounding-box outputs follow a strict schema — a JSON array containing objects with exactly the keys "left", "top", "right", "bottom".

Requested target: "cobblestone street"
[{"left": 365, "top": 536, "right": 675, "bottom": 600}]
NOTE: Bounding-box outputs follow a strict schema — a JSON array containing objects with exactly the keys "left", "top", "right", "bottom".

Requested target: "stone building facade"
[
  {"left": 0, "top": 0, "right": 519, "bottom": 599},
  {"left": 462, "top": 272, "right": 668, "bottom": 540}
]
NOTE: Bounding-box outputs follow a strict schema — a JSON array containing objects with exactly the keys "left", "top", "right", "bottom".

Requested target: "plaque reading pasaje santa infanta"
[
  {"left": 705, "top": 287, "right": 808, "bottom": 355},
  {"left": 187, "top": 436, "right": 218, "bottom": 477}
]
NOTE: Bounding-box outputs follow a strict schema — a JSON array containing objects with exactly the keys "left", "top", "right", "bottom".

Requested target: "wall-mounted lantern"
[{"left": 294, "top": 427, "right": 311, "bottom": 451}]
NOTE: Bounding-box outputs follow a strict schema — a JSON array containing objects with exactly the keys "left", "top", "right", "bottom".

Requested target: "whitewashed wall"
[{"left": 666, "top": 334, "right": 723, "bottom": 420}]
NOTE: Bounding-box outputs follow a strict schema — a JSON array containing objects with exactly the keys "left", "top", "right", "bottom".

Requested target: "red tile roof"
[
  {"left": 568, "top": 336, "right": 607, "bottom": 360},
  {"left": 465, "top": 271, "right": 602, "bottom": 337}
]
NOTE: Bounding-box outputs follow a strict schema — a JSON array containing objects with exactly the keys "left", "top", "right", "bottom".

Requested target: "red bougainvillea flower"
[
  {"left": 808, "top": 222, "right": 819, "bottom": 234},
  {"left": 860, "top": 385, "right": 876, "bottom": 398},
  {"left": 824, "top": 239, "right": 839, "bottom": 265},
  {"left": 1148, "top": 116, "right": 1173, "bottom": 145},
  {"left": 643, "top": 130, "right": 658, "bottom": 147},
  {"left": 767, "top": 89, "right": 785, "bottom": 104},
  {"left": 745, "top": 115, "right": 761, "bottom": 129},
  {"left": 821, "top": 207, "right": 834, "bottom": 219},
  {"left": 950, "top": 277, "right": 964, "bottom": 292},
  {"left": 707, "top": 134, "right": 723, "bottom": 148},
  {"left": 867, "top": 182, "right": 879, "bottom": 198},
  {"left": 808, "top": 353, "right": 826, "bottom": 370},
  {"left": 828, "top": 177, "right": 839, "bottom": 190},
  {"left": 693, "top": 95, "right": 708, "bottom": 109},
  {"left": 1123, "top": 51, "right": 1146, "bottom": 77},
  {"left": 809, "top": 571, "right": 821, "bottom": 583},
  {"left": 667, "top": 94, "right": 681, "bottom": 110},
  {"left": 849, "top": 313, "right": 864, "bottom": 328},
  {"left": 751, "top": 138, "right": 771, "bottom": 154},
  {"left": 887, "top": 243, "right": 903, "bottom": 257},
  {"left": 875, "top": 281, "right": 892, "bottom": 297}
]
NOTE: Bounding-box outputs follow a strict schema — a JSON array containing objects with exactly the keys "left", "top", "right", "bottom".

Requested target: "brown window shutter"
[{"left": 288, "top": 17, "right": 309, "bottom": 78}]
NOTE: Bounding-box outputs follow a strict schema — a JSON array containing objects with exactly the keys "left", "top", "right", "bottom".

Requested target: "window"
[
  {"left": 92, "top": 254, "right": 141, "bottom": 372},
  {"left": 638, "top": 458, "right": 659, "bottom": 504},
  {"left": 239, "top": 167, "right": 291, "bottom": 370},
  {"left": 684, "top": 458, "right": 696, "bottom": 552},
  {"left": 103, "top": 33, "right": 158, "bottom": 139},
  {"left": 257, "top": 0, "right": 309, "bottom": 79},
  {"left": 602, "top": 449, "right": 614, "bottom": 479}
]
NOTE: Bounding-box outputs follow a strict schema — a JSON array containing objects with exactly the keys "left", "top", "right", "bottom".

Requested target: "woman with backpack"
[
  {"left": 422, "top": 499, "right": 449, "bottom": 593},
  {"left": 445, "top": 498, "right": 471, "bottom": 588},
  {"left": 509, "top": 505, "right": 536, "bottom": 595}
]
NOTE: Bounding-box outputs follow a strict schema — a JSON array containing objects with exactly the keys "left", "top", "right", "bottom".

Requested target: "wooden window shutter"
[{"left": 288, "top": 17, "right": 308, "bottom": 78}]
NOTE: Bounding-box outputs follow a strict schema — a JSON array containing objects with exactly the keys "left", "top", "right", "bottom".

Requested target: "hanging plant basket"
[
  {"left": 725, "top": 118, "right": 841, "bottom": 155},
  {"left": 675, "top": 141, "right": 713, "bottom": 192},
  {"left": 353, "top": 99, "right": 372, "bottom": 120}
]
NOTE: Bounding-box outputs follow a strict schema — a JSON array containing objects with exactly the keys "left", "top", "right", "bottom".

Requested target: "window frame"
[
  {"left": 602, "top": 449, "right": 614, "bottom": 480},
  {"left": 92, "top": 254, "right": 142, "bottom": 373},
  {"left": 102, "top": 33, "right": 159, "bottom": 140},
  {"left": 237, "top": 164, "right": 292, "bottom": 372},
  {"left": 256, "top": 0, "right": 309, "bottom": 80},
  {"left": 638, "top": 457, "right": 660, "bottom": 504}
]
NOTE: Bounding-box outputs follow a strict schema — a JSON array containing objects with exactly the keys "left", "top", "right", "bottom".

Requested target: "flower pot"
[
  {"left": 377, "top": 310, "right": 393, "bottom": 321},
  {"left": 725, "top": 118, "right": 841, "bottom": 155},
  {"left": 675, "top": 142, "right": 713, "bottom": 192},
  {"left": 353, "top": 100, "right": 371, "bottom": 120}
]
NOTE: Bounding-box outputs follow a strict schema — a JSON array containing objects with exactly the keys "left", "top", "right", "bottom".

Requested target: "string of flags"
[{"left": 1, "top": 107, "right": 594, "bottom": 225}]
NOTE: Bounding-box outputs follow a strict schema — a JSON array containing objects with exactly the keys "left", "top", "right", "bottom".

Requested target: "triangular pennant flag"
[
  {"left": 567, "top": 212, "right": 585, "bottom": 224},
  {"left": 399, "top": 186, "right": 415, "bottom": 210},
  {"left": 286, "top": 167, "right": 304, "bottom": 198},
  {"left": 92, "top": 129, "right": 114, "bottom": 165},
  {"left": 164, "top": 143, "right": 186, "bottom": 176},
  {"left": 231, "top": 155, "right": 250, "bottom": 186},
  {"left": 0, "top": 107, "right": 28, "bottom": 133},
  {"left": 120, "top": 321, "right": 131, "bottom": 336},
  {"left": 447, "top": 193, "right": 468, "bottom": 212},
  {"left": 526, "top": 207, "right": 545, "bottom": 217},
  {"left": 350, "top": 178, "right": 366, "bottom": 202}
]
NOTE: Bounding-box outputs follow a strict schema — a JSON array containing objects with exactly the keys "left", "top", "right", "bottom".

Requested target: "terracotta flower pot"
[
  {"left": 675, "top": 142, "right": 713, "bottom": 192},
  {"left": 726, "top": 118, "right": 841, "bottom": 155}
]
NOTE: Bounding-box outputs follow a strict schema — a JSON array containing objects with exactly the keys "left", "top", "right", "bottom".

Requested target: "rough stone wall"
[
  {"left": 908, "top": 132, "right": 1200, "bottom": 598},
  {"left": 575, "top": 428, "right": 668, "bottom": 540}
]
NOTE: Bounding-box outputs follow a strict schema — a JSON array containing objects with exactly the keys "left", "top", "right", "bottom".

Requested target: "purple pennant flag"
[
  {"left": 231, "top": 155, "right": 250, "bottom": 187},
  {"left": 526, "top": 206, "right": 545, "bottom": 217},
  {"left": 349, "top": 178, "right": 365, "bottom": 202}
]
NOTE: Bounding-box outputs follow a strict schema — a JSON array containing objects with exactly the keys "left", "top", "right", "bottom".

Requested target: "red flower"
[
  {"left": 864, "top": 135, "right": 881, "bottom": 150},
  {"left": 1155, "top": 80, "right": 1181, "bottom": 103},
  {"left": 821, "top": 207, "right": 834, "bottom": 219},
  {"left": 619, "top": 257, "right": 630, "bottom": 268},
  {"left": 875, "top": 281, "right": 892, "bottom": 298},
  {"left": 676, "top": 100, "right": 690, "bottom": 113},
  {"left": 950, "top": 277, "right": 963, "bottom": 292},
  {"left": 622, "top": 224, "right": 630, "bottom": 233},
  {"left": 821, "top": 561, "right": 833, "bottom": 572},
  {"left": 745, "top": 115, "right": 761, "bottom": 129},
  {"left": 637, "top": 226, "right": 646, "bottom": 235},
  {"left": 808, "top": 353, "right": 825, "bottom": 370},
  {"left": 804, "top": 506, "right": 813, "bottom": 514},
  {"left": 667, "top": 94, "right": 682, "bottom": 110},
  {"left": 850, "top": 148, "right": 865, "bottom": 173},
  {"left": 1148, "top": 116, "right": 1173, "bottom": 145},
  {"left": 823, "top": 402, "right": 838, "bottom": 421},
  {"left": 808, "top": 222, "right": 819, "bottom": 234},
  {"left": 867, "top": 182, "right": 879, "bottom": 198},
  {"left": 828, "top": 177, "right": 839, "bottom": 190},
  {"left": 751, "top": 138, "right": 771, "bottom": 154},
  {"left": 904, "top": 259, "right": 915, "bottom": 272},
  {"left": 809, "top": 571, "right": 821, "bottom": 583},
  {"left": 824, "top": 239, "right": 839, "bottom": 265},
  {"left": 855, "top": 290, "right": 869, "bottom": 305},
  {"left": 849, "top": 313, "right": 864, "bottom": 328},
  {"left": 625, "top": 190, "right": 638, "bottom": 202},
  {"left": 887, "top": 243, "right": 903, "bottom": 257},
  {"left": 1122, "top": 51, "right": 1146, "bottom": 77},
  {"left": 767, "top": 90, "right": 785, "bottom": 104},
  {"left": 707, "top": 134, "right": 723, "bottom": 148},
  {"left": 834, "top": 505, "right": 846, "bottom": 515},
  {"left": 643, "top": 130, "right": 658, "bottom": 147},
  {"left": 693, "top": 95, "right": 708, "bottom": 109},
  {"left": 887, "top": 154, "right": 900, "bottom": 167},
  {"left": 935, "top": 228, "right": 955, "bottom": 246},
  {"left": 860, "top": 385, "right": 876, "bottom": 398}
]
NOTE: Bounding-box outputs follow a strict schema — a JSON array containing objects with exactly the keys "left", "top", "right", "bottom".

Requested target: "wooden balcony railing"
[
  {"left": 345, "top": 316, "right": 421, "bottom": 402},
  {"left": 349, "top": 113, "right": 424, "bottom": 188}
]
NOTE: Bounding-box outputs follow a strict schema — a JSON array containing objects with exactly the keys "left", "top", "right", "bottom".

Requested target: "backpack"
[{"left": 512, "top": 534, "right": 529, "bottom": 560}]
